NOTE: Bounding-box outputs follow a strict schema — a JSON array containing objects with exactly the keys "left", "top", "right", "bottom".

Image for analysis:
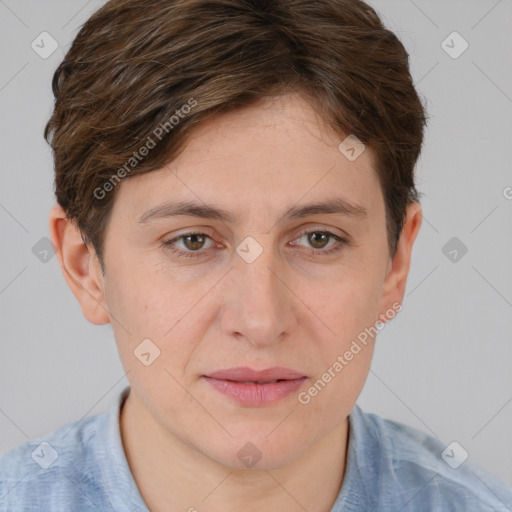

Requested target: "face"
[{"left": 74, "top": 92, "right": 406, "bottom": 468}]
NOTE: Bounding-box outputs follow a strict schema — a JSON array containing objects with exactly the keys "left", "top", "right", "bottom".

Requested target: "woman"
[{"left": 1, "top": 0, "right": 511, "bottom": 510}]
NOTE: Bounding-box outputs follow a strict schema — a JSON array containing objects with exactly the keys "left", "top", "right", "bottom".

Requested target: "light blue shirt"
[{"left": 1, "top": 386, "right": 511, "bottom": 511}]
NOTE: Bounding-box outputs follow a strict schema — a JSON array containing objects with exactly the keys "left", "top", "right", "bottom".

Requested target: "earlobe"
[
  {"left": 378, "top": 202, "right": 423, "bottom": 320},
  {"left": 48, "top": 204, "right": 110, "bottom": 325}
]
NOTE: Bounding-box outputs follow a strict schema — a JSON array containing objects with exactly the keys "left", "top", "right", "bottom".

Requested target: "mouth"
[
  {"left": 202, "top": 367, "right": 307, "bottom": 407},
  {"left": 233, "top": 379, "right": 282, "bottom": 384}
]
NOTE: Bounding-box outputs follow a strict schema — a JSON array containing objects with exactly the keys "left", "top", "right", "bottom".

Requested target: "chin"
[{"left": 196, "top": 428, "right": 308, "bottom": 470}]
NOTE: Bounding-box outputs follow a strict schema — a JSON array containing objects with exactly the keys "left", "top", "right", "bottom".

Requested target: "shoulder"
[
  {"left": 0, "top": 404, "right": 118, "bottom": 512},
  {"left": 346, "top": 405, "right": 512, "bottom": 511}
]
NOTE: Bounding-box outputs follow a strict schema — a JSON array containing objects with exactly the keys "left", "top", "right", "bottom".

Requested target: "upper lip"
[{"left": 205, "top": 366, "right": 306, "bottom": 381}]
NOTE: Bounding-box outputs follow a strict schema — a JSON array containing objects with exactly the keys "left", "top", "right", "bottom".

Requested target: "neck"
[{"left": 120, "top": 390, "right": 349, "bottom": 512}]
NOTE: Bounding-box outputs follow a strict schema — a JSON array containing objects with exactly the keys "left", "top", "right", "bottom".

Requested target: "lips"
[
  {"left": 207, "top": 366, "right": 305, "bottom": 382},
  {"left": 203, "top": 366, "right": 307, "bottom": 407}
]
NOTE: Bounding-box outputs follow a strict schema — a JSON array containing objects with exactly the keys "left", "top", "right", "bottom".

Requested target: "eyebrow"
[{"left": 137, "top": 197, "right": 368, "bottom": 225}]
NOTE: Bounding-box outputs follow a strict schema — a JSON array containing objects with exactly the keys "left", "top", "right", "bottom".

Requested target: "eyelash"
[{"left": 162, "top": 229, "right": 349, "bottom": 259}]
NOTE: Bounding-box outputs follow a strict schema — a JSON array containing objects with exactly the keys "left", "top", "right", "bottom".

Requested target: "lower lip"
[{"left": 203, "top": 376, "right": 307, "bottom": 407}]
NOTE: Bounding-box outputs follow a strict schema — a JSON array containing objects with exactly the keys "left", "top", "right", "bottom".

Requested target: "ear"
[
  {"left": 378, "top": 201, "right": 422, "bottom": 320},
  {"left": 48, "top": 204, "right": 110, "bottom": 325}
]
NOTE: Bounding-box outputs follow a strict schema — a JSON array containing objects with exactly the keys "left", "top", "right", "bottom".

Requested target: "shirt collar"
[{"left": 94, "top": 385, "right": 150, "bottom": 512}]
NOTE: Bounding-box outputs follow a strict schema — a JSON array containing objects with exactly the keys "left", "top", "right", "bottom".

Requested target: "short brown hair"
[{"left": 45, "top": 0, "right": 428, "bottom": 271}]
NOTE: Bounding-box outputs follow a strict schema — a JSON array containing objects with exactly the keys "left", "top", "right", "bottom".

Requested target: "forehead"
[
  {"left": 175, "top": 92, "right": 365, "bottom": 165},
  {"left": 112, "top": 93, "right": 383, "bottom": 227}
]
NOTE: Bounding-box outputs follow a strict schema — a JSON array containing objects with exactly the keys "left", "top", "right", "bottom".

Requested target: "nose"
[{"left": 219, "top": 238, "right": 297, "bottom": 348}]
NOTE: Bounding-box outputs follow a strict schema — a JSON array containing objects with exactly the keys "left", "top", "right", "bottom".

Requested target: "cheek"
[
  {"left": 310, "top": 266, "right": 384, "bottom": 344},
  {"left": 104, "top": 262, "right": 213, "bottom": 372},
  {"left": 104, "top": 259, "right": 190, "bottom": 334},
  {"left": 299, "top": 293, "right": 377, "bottom": 423}
]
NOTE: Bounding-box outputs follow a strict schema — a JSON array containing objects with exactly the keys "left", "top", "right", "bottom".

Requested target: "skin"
[{"left": 49, "top": 92, "right": 422, "bottom": 512}]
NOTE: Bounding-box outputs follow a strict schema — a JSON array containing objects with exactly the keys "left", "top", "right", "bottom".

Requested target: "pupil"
[
  {"left": 185, "top": 234, "right": 204, "bottom": 250},
  {"left": 309, "top": 232, "right": 328, "bottom": 249}
]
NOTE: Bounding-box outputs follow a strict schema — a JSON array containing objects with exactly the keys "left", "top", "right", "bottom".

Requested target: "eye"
[
  {"left": 291, "top": 229, "right": 348, "bottom": 255},
  {"left": 162, "top": 228, "right": 349, "bottom": 260},
  {"left": 162, "top": 231, "right": 216, "bottom": 258}
]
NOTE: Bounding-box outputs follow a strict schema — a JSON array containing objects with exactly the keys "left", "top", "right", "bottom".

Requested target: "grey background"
[{"left": 1, "top": 0, "right": 511, "bottom": 487}]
